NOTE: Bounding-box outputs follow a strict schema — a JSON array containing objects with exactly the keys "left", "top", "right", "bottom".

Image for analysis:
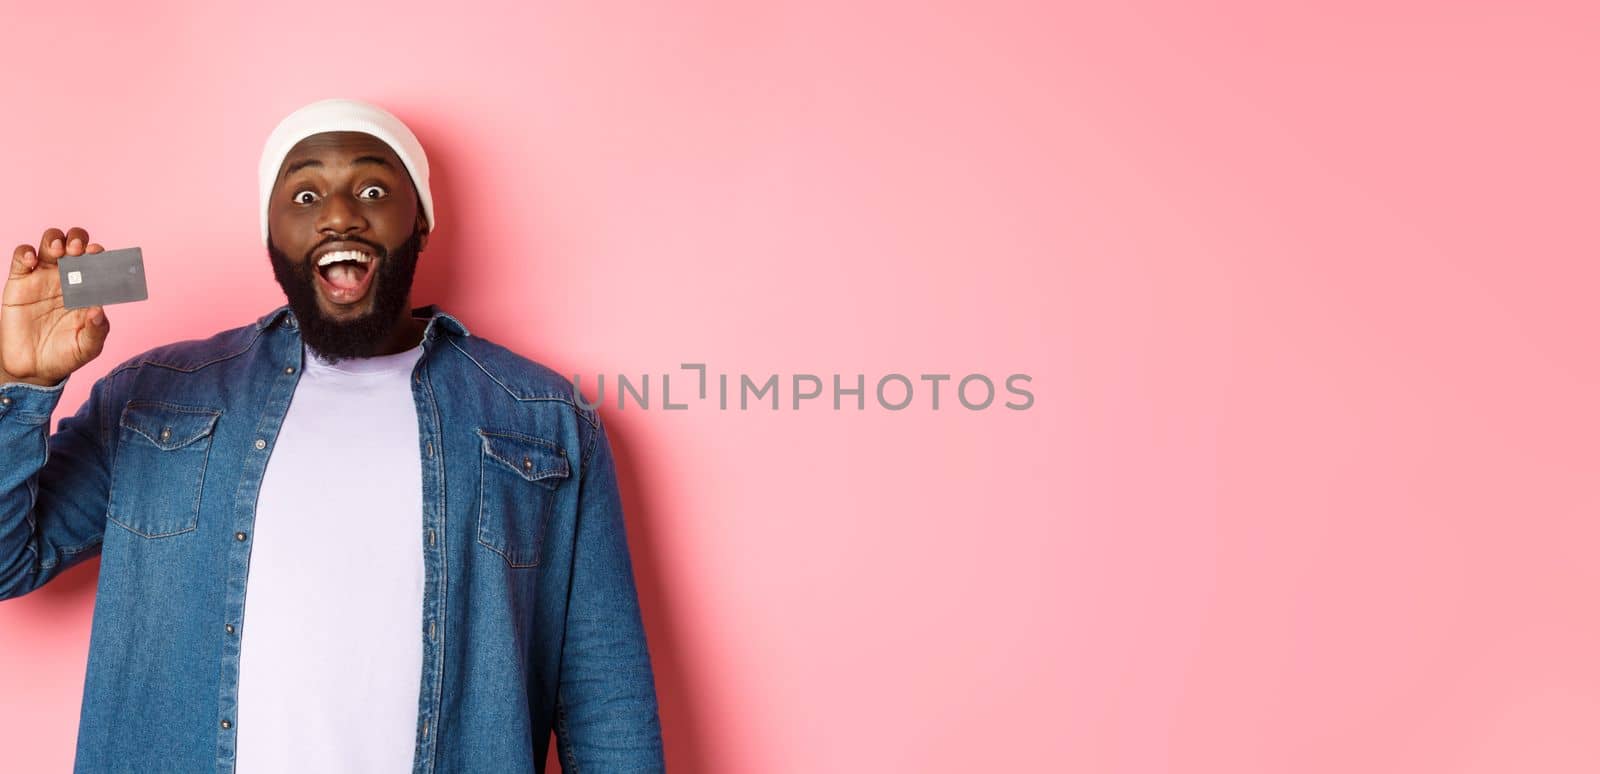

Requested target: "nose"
[{"left": 315, "top": 190, "right": 369, "bottom": 237}]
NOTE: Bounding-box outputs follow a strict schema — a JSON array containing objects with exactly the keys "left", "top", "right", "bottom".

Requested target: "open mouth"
[{"left": 314, "top": 248, "right": 378, "bottom": 305}]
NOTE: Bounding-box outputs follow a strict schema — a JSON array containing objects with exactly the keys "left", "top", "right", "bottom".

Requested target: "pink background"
[{"left": 2, "top": 1, "right": 1595, "bottom": 771}]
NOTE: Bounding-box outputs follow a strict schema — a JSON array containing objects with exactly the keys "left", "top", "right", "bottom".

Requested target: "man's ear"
[{"left": 416, "top": 214, "right": 429, "bottom": 252}]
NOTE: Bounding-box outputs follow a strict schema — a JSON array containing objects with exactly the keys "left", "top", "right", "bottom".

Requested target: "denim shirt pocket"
[
  {"left": 107, "top": 401, "right": 222, "bottom": 539},
  {"left": 476, "top": 428, "right": 570, "bottom": 568}
]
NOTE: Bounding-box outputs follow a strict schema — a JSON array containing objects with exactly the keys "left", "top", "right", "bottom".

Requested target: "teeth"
[{"left": 317, "top": 250, "right": 373, "bottom": 267}]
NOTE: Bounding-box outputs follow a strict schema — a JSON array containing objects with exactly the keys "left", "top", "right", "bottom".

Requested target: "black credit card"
[{"left": 58, "top": 247, "right": 149, "bottom": 309}]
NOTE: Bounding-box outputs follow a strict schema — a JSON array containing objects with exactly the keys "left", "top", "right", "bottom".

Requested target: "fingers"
[
  {"left": 10, "top": 243, "right": 38, "bottom": 278},
  {"left": 37, "top": 228, "right": 65, "bottom": 267},
  {"left": 64, "top": 227, "right": 90, "bottom": 257},
  {"left": 26, "top": 227, "right": 95, "bottom": 270},
  {"left": 11, "top": 229, "right": 101, "bottom": 280}
]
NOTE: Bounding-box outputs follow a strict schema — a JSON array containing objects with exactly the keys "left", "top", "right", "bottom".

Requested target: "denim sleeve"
[
  {"left": 0, "top": 375, "right": 114, "bottom": 600},
  {"left": 554, "top": 414, "right": 667, "bottom": 772}
]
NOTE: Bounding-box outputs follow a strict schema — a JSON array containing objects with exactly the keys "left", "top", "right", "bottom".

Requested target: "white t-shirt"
[{"left": 236, "top": 340, "right": 426, "bottom": 773}]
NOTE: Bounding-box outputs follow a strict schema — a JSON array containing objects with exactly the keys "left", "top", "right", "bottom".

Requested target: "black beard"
[{"left": 267, "top": 229, "right": 423, "bottom": 364}]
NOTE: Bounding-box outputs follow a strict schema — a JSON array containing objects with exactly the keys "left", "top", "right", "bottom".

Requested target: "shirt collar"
[{"left": 255, "top": 303, "right": 471, "bottom": 340}]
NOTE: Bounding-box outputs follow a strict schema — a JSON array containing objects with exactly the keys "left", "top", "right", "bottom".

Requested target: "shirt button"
[
  {"left": 159, "top": 427, "right": 171, "bottom": 441},
  {"left": 284, "top": 366, "right": 295, "bottom": 374},
  {"left": 235, "top": 532, "right": 247, "bottom": 542},
  {"left": 225, "top": 624, "right": 235, "bottom": 634},
  {"left": 220, "top": 719, "right": 232, "bottom": 730},
  {"left": 0, "top": 396, "right": 11, "bottom": 406},
  {"left": 254, "top": 439, "right": 267, "bottom": 450}
]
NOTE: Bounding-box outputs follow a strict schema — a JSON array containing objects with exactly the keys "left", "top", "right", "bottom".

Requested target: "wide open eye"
[
  {"left": 292, "top": 190, "right": 319, "bottom": 205},
  {"left": 359, "top": 185, "right": 388, "bottom": 200}
]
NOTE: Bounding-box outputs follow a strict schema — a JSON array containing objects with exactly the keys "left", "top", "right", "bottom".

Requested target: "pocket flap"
[
  {"left": 120, "top": 401, "right": 222, "bottom": 450},
  {"left": 478, "top": 429, "right": 569, "bottom": 484}
]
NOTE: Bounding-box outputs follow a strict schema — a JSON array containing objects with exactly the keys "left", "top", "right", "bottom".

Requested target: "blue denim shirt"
[{"left": 0, "top": 304, "right": 665, "bottom": 773}]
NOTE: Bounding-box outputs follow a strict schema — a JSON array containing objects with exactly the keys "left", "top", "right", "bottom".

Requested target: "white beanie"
[{"left": 258, "top": 97, "right": 435, "bottom": 247}]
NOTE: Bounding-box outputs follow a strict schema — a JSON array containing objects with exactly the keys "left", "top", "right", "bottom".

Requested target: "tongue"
[{"left": 326, "top": 262, "right": 367, "bottom": 289}]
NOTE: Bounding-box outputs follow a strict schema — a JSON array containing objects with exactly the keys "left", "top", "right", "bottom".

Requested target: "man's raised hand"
[{"left": 2, "top": 227, "right": 110, "bottom": 387}]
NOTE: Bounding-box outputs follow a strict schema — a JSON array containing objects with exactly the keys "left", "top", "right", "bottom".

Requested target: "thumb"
[{"left": 77, "top": 306, "right": 110, "bottom": 358}]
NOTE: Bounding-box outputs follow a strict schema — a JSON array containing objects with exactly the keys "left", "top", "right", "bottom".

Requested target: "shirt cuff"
[{"left": 0, "top": 377, "right": 67, "bottom": 423}]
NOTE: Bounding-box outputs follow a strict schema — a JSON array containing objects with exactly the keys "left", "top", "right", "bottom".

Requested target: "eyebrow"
[{"left": 283, "top": 155, "right": 395, "bottom": 177}]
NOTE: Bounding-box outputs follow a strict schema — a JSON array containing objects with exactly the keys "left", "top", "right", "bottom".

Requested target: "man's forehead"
[
  {"left": 288, "top": 130, "right": 394, "bottom": 154},
  {"left": 280, "top": 131, "right": 402, "bottom": 169}
]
